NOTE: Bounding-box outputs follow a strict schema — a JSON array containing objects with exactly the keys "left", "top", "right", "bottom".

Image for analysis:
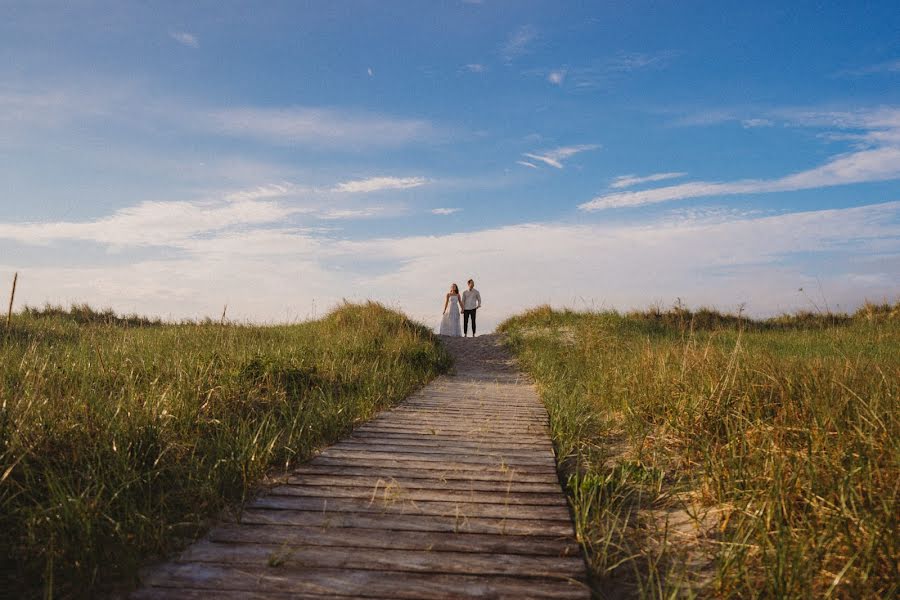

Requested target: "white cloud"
[
  {"left": 611, "top": 172, "right": 687, "bottom": 189},
  {"left": 581, "top": 146, "right": 900, "bottom": 210},
  {"left": 320, "top": 208, "right": 385, "bottom": 220},
  {"left": 224, "top": 183, "right": 304, "bottom": 202},
  {"left": 0, "top": 199, "right": 300, "bottom": 247},
  {"left": 501, "top": 26, "right": 537, "bottom": 62},
  {"left": 367, "top": 67, "right": 374, "bottom": 77},
  {"left": 547, "top": 70, "right": 566, "bottom": 85},
  {"left": 169, "top": 30, "right": 199, "bottom": 48},
  {"left": 463, "top": 63, "right": 486, "bottom": 73},
  {"left": 741, "top": 118, "right": 773, "bottom": 128},
  {"left": 4, "top": 201, "right": 895, "bottom": 330},
  {"left": 523, "top": 144, "right": 600, "bottom": 169},
  {"left": 202, "top": 106, "right": 435, "bottom": 148},
  {"left": 516, "top": 160, "right": 539, "bottom": 169},
  {"left": 333, "top": 176, "right": 428, "bottom": 193},
  {"left": 835, "top": 58, "right": 900, "bottom": 77},
  {"left": 431, "top": 208, "right": 461, "bottom": 215}
]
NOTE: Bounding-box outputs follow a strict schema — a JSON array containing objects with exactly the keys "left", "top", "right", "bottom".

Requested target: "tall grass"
[
  {"left": 500, "top": 302, "right": 898, "bottom": 599},
  {"left": 1, "top": 302, "right": 449, "bottom": 598}
]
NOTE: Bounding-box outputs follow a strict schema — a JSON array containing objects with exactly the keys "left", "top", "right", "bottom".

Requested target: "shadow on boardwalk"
[{"left": 131, "top": 334, "right": 589, "bottom": 599}]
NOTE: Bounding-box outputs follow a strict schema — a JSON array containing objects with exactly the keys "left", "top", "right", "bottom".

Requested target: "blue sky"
[{"left": 1, "top": 1, "right": 898, "bottom": 329}]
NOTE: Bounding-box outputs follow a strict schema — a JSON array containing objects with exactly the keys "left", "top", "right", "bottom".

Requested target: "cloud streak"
[
  {"left": 201, "top": 106, "right": 436, "bottom": 148},
  {"left": 333, "top": 176, "right": 428, "bottom": 193},
  {"left": 523, "top": 144, "right": 599, "bottom": 169},
  {"left": 611, "top": 172, "right": 687, "bottom": 189}
]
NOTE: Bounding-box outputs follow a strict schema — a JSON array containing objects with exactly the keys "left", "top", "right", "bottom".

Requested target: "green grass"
[
  {"left": 0, "top": 302, "right": 450, "bottom": 598},
  {"left": 500, "top": 302, "right": 899, "bottom": 599}
]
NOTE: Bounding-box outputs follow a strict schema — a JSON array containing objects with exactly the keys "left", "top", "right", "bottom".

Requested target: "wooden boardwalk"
[{"left": 133, "top": 335, "right": 589, "bottom": 599}]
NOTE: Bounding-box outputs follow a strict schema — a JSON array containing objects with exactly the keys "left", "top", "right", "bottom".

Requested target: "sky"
[{"left": 1, "top": 1, "right": 899, "bottom": 331}]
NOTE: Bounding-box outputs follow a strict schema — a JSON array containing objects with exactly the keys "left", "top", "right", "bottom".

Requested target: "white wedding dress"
[{"left": 439, "top": 295, "right": 462, "bottom": 336}]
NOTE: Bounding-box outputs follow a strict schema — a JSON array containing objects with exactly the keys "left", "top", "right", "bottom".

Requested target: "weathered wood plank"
[
  {"left": 250, "top": 494, "right": 572, "bottom": 520},
  {"left": 239, "top": 508, "right": 575, "bottom": 536},
  {"left": 286, "top": 473, "right": 563, "bottom": 493},
  {"left": 308, "top": 456, "right": 558, "bottom": 476},
  {"left": 176, "top": 540, "right": 586, "bottom": 578},
  {"left": 140, "top": 563, "right": 589, "bottom": 599},
  {"left": 206, "top": 523, "right": 580, "bottom": 556},
  {"left": 291, "top": 464, "right": 556, "bottom": 483},
  {"left": 318, "top": 447, "right": 557, "bottom": 468},
  {"left": 268, "top": 483, "right": 569, "bottom": 505},
  {"left": 333, "top": 439, "right": 555, "bottom": 458}
]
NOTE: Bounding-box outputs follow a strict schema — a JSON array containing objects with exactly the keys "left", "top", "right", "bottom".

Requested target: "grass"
[
  {"left": 0, "top": 302, "right": 450, "bottom": 598},
  {"left": 499, "top": 302, "right": 899, "bottom": 599}
]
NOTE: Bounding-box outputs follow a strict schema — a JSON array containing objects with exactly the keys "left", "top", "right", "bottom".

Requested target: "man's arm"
[{"left": 476, "top": 290, "right": 482, "bottom": 309}]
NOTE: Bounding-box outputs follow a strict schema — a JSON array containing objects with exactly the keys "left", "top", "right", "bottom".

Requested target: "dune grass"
[
  {"left": 500, "top": 302, "right": 898, "bottom": 599},
  {"left": 0, "top": 302, "right": 450, "bottom": 598}
]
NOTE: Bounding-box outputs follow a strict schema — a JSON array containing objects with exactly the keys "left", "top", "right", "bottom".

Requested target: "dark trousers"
[{"left": 463, "top": 309, "right": 477, "bottom": 335}]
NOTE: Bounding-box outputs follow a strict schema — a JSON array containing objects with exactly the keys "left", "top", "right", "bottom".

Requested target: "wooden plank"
[
  {"left": 206, "top": 523, "right": 580, "bottom": 556},
  {"left": 286, "top": 473, "right": 563, "bottom": 494},
  {"left": 268, "top": 483, "right": 568, "bottom": 506},
  {"left": 291, "top": 464, "right": 556, "bottom": 483},
  {"left": 176, "top": 540, "right": 586, "bottom": 578},
  {"left": 308, "top": 456, "right": 558, "bottom": 476},
  {"left": 140, "top": 563, "right": 590, "bottom": 599},
  {"left": 347, "top": 430, "right": 554, "bottom": 447},
  {"left": 318, "top": 447, "right": 557, "bottom": 468},
  {"left": 345, "top": 431, "right": 554, "bottom": 450},
  {"left": 239, "top": 508, "right": 575, "bottom": 536},
  {"left": 332, "top": 439, "right": 555, "bottom": 458},
  {"left": 250, "top": 494, "right": 572, "bottom": 521}
]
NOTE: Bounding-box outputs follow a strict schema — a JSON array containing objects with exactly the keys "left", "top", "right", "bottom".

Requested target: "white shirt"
[{"left": 461, "top": 288, "right": 481, "bottom": 310}]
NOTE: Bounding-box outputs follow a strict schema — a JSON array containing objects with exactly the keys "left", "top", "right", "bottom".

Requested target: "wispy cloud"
[
  {"left": 516, "top": 160, "right": 539, "bottom": 169},
  {"left": 320, "top": 207, "right": 385, "bottom": 220},
  {"left": 835, "top": 58, "right": 900, "bottom": 77},
  {"left": 333, "top": 176, "right": 428, "bottom": 193},
  {"left": 560, "top": 51, "right": 676, "bottom": 89},
  {"left": 463, "top": 63, "right": 486, "bottom": 73},
  {"left": 611, "top": 172, "right": 687, "bottom": 189},
  {"left": 585, "top": 106, "right": 900, "bottom": 210},
  {"left": 523, "top": 144, "right": 600, "bottom": 169},
  {"left": 582, "top": 146, "right": 900, "bottom": 210},
  {"left": 224, "top": 183, "right": 304, "bottom": 202},
  {"left": 741, "top": 118, "right": 773, "bottom": 128},
  {"left": 501, "top": 26, "right": 537, "bottom": 62},
  {"left": 431, "top": 207, "right": 460, "bottom": 215},
  {"left": 169, "top": 30, "right": 199, "bottom": 48},
  {"left": 547, "top": 69, "right": 566, "bottom": 85},
  {"left": 202, "top": 106, "right": 435, "bottom": 148},
  {"left": 0, "top": 199, "right": 301, "bottom": 247}
]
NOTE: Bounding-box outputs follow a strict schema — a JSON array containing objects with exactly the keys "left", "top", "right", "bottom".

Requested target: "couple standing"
[{"left": 439, "top": 279, "right": 481, "bottom": 337}]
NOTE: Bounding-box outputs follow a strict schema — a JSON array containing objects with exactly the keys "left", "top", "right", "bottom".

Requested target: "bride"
[{"left": 439, "top": 283, "right": 463, "bottom": 336}]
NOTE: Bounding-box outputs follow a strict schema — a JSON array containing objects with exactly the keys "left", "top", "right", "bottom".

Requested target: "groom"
[{"left": 461, "top": 279, "right": 482, "bottom": 337}]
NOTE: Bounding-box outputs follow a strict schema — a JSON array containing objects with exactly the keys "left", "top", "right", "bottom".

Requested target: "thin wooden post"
[{"left": 6, "top": 272, "right": 17, "bottom": 329}]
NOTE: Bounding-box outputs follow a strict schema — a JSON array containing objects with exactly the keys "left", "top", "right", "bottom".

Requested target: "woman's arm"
[{"left": 443, "top": 293, "right": 449, "bottom": 314}]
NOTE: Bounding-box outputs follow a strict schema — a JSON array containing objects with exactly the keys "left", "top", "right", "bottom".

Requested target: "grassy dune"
[
  {"left": 0, "top": 303, "right": 449, "bottom": 598},
  {"left": 500, "top": 303, "right": 898, "bottom": 599}
]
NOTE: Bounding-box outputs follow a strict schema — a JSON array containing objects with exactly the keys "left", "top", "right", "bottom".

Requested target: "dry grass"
[
  {"left": 0, "top": 302, "right": 449, "bottom": 598},
  {"left": 500, "top": 302, "right": 899, "bottom": 599}
]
